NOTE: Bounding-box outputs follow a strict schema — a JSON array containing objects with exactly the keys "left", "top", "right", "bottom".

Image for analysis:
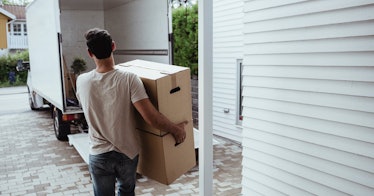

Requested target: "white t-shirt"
[{"left": 76, "top": 68, "right": 148, "bottom": 159}]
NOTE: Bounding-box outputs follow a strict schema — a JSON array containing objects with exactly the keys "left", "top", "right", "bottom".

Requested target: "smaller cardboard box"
[{"left": 137, "top": 121, "right": 195, "bottom": 185}]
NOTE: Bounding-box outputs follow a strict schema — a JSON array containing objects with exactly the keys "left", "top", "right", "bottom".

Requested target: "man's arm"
[{"left": 133, "top": 98, "right": 187, "bottom": 144}]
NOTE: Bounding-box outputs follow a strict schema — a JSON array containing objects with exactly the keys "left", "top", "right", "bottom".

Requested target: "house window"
[
  {"left": 237, "top": 59, "right": 243, "bottom": 125},
  {"left": 13, "top": 24, "right": 22, "bottom": 36}
]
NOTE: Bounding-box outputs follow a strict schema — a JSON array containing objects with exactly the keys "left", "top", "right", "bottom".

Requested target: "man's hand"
[
  {"left": 172, "top": 121, "right": 188, "bottom": 145},
  {"left": 134, "top": 99, "right": 189, "bottom": 145}
]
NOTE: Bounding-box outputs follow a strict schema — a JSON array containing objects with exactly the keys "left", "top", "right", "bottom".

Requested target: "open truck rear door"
[{"left": 27, "top": 0, "right": 64, "bottom": 110}]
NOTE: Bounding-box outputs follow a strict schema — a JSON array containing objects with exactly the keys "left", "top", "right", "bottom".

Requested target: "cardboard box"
[
  {"left": 116, "top": 60, "right": 196, "bottom": 185},
  {"left": 64, "top": 72, "right": 77, "bottom": 99},
  {"left": 117, "top": 60, "right": 192, "bottom": 136},
  {"left": 137, "top": 121, "right": 195, "bottom": 185}
]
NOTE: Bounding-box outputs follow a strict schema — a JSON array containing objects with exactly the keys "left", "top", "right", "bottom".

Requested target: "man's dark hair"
[{"left": 85, "top": 28, "right": 113, "bottom": 59}]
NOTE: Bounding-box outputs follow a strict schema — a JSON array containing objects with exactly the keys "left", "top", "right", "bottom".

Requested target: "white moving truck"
[{"left": 24, "top": 0, "right": 173, "bottom": 141}]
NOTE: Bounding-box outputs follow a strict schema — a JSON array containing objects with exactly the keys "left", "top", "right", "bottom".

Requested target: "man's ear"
[
  {"left": 87, "top": 48, "right": 94, "bottom": 57},
  {"left": 112, "top": 41, "right": 116, "bottom": 52}
]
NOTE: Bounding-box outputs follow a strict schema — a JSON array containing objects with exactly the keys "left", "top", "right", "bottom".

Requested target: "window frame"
[{"left": 236, "top": 59, "right": 243, "bottom": 125}]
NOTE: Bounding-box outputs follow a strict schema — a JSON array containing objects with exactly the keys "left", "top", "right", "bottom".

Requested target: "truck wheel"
[{"left": 53, "top": 107, "right": 71, "bottom": 141}]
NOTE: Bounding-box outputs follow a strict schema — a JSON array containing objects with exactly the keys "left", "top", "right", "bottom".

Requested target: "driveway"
[
  {"left": 0, "top": 86, "right": 29, "bottom": 115},
  {"left": 0, "top": 86, "right": 242, "bottom": 195}
]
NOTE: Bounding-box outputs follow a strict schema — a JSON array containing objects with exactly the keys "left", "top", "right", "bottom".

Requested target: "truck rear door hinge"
[{"left": 58, "top": 33, "right": 62, "bottom": 43}]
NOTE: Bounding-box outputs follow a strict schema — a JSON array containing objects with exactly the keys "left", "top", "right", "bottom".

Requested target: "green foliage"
[
  {"left": 2, "top": 0, "right": 32, "bottom": 6},
  {"left": 70, "top": 57, "right": 87, "bottom": 75},
  {"left": 0, "top": 50, "right": 29, "bottom": 87},
  {"left": 172, "top": 4, "right": 198, "bottom": 76}
]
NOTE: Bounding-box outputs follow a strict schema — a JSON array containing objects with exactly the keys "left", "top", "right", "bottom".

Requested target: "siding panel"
[
  {"left": 244, "top": 0, "right": 374, "bottom": 22},
  {"left": 243, "top": 52, "right": 374, "bottom": 66},
  {"left": 244, "top": 36, "right": 374, "bottom": 54},
  {"left": 244, "top": 20, "right": 374, "bottom": 43},
  {"left": 244, "top": 87, "right": 374, "bottom": 113},
  {"left": 243, "top": 0, "right": 307, "bottom": 12},
  {"left": 243, "top": 77, "right": 374, "bottom": 97},
  {"left": 243, "top": 149, "right": 374, "bottom": 195},
  {"left": 242, "top": 155, "right": 350, "bottom": 195},
  {"left": 243, "top": 66, "right": 374, "bottom": 82},
  {"left": 244, "top": 108, "right": 374, "bottom": 147},
  {"left": 242, "top": 0, "right": 374, "bottom": 195},
  {"left": 244, "top": 5, "right": 374, "bottom": 32},
  {"left": 242, "top": 175, "right": 286, "bottom": 196},
  {"left": 243, "top": 171, "right": 309, "bottom": 196},
  {"left": 245, "top": 97, "right": 374, "bottom": 128},
  {"left": 242, "top": 109, "right": 374, "bottom": 158},
  {"left": 212, "top": 0, "right": 244, "bottom": 142},
  {"left": 244, "top": 118, "right": 374, "bottom": 174}
]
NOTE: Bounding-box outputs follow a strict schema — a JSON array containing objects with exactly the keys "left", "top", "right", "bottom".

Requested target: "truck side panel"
[{"left": 26, "top": 0, "right": 64, "bottom": 110}]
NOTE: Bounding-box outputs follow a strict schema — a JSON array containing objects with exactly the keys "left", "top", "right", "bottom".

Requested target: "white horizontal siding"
[
  {"left": 243, "top": 66, "right": 374, "bottom": 82},
  {"left": 242, "top": 0, "right": 374, "bottom": 195},
  {"left": 212, "top": 0, "right": 244, "bottom": 142},
  {"left": 244, "top": 20, "right": 374, "bottom": 43},
  {"left": 243, "top": 0, "right": 374, "bottom": 22},
  {"left": 244, "top": 87, "right": 374, "bottom": 115},
  {"left": 243, "top": 0, "right": 308, "bottom": 12},
  {"left": 243, "top": 77, "right": 374, "bottom": 97},
  {"left": 245, "top": 97, "right": 374, "bottom": 129},
  {"left": 243, "top": 52, "right": 374, "bottom": 66},
  {"left": 244, "top": 4, "right": 374, "bottom": 33},
  {"left": 242, "top": 131, "right": 374, "bottom": 195},
  {"left": 243, "top": 117, "right": 374, "bottom": 172},
  {"left": 244, "top": 36, "right": 374, "bottom": 54}
]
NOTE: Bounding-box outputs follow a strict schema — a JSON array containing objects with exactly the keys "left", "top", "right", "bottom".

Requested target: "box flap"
[{"left": 116, "top": 59, "right": 189, "bottom": 80}]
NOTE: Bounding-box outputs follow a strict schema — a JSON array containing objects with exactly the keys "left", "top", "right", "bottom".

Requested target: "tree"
[
  {"left": 2, "top": 0, "right": 32, "bottom": 6},
  {"left": 173, "top": 4, "right": 198, "bottom": 75}
]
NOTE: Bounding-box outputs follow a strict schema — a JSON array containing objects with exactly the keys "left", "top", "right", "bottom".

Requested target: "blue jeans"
[{"left": 89, "top": 151, "right": 139, "bottom": 196}]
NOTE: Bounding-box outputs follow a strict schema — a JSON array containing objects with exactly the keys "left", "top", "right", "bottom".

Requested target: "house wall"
[
  {"left": 7, "top": 20, "right": 28, "bottom": 49},
  {"left": 212, "top": 0, "right": 244, "bottom": 142},
  {"left": 0, "top": 14, "right": 8, "bottom": 49},
  {"left": 241, "top": 0, "right": 374, "bottom": 195}
]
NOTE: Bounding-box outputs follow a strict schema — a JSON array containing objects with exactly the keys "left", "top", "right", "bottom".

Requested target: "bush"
[
  {"left": 173, "top": 4, "right": 198, "bottom": 76},
  {"left": 0, "top": 50, "right": 29, "bottom": 87}
]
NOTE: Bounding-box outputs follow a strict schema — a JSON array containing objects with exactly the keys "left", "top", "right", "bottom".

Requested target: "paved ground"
[
  {"left": 0, "top": 86, "right": 30, "bottom": 115},
  {"left": 0, "top": 87, "right": 243, "bottom": 195}
]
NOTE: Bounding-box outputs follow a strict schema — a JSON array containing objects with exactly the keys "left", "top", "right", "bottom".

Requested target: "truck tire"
[{"left": 53, "top": 107, "right": 71, "bottom": 141}]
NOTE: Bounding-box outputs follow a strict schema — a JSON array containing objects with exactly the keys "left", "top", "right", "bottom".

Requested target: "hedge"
[
  {"left": 0, "top": 50, "right": 29, "bottom": 87},
  {"left": 172, "top": 4, "right": 198, "bottom": 76}
]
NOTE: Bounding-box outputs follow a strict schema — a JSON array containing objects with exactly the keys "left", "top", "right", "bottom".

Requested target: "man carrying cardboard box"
[{"left": 76, "top": 28, "right": 188, "bottom": 196}]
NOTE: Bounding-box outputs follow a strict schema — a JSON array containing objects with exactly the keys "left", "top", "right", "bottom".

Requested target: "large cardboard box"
[
  {"left": 116, "top": 60, "right": 196, "bottom": 185},
  {"left": 117, "top": 60, "right": 192, "bottom": 136}
]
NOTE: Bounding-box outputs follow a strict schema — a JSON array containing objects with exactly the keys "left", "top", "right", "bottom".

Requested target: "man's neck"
[{"left": 94, "top": 57, "right": 115, "bottom": 73}]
